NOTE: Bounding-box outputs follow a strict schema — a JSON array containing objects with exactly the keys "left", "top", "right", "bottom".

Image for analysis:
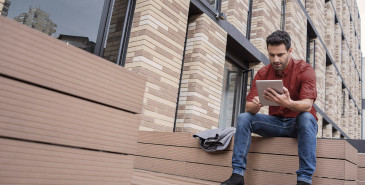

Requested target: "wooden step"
[
  {"left": 0, "top": 16, "right": 146, "bottom": 114},
  {"left": 135, "top": 131, "right": 359, "bottom": 184},
  {"left": 0, "top": 138, "right": 134, "bottom": 184}
]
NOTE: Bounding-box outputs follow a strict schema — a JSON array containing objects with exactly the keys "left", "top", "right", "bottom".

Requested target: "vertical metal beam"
[
  {"left": 117, "top": 0, "right": 136, "bottom": 66},
  {"left": 94, "top": 0, "right": 115, "bottom": 56},
  {"left": 246, "top": 0, "right": 253, "bottom": 40}
]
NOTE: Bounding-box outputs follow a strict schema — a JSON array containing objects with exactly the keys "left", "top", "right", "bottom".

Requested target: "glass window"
[
  {"left": 219, "top": 61, "right": 239, "bottom": 128},
  {"left": 306, "top": 39, "right": 316, "bottom": 68},
  {"left": 7, "top": 0, "right": 104, "bottom": 54},
  {"left": 205, "top": 0, "right": 217, "bottom": 10},
  {"left": 218, "top": 60, "right": 252, "bottom": 128},
  {"left": 7, "top": 0, "right": 135, "bottom": 66}
]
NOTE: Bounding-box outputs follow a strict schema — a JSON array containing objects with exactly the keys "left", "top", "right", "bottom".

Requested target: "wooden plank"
[
  {"left": 136, "top": 143, "right": 232, "bottom": 166},
  {"left": 0, "top": 16, "right": 146, "bottom": 114},
  {"left": 358, "top": 168, "right": 365, "bottom": 181},
  {"left": 359, "top": 153, "right": 365, "bottom": 167},
  {"left": 132, "top": 169, "right": 219, "bottom": 185},
  {"left": 245, "top": 170, "right": 356, "bottom": 185},
  {"left": 0, "top": 138, "right": 134, "bottom": 185},
  {"left": 133, "top": 156, "right": 187, "bottom": 177},
  {"left": 134, "top": 156, "right": 356, "bottom": 184},
  {"left": 137, "top": 142, "right": 357, "bottom": 180},
  {"left": 138, "top": 131, "right": 358, "bottom": 163},
  {"left": 0, "top": 77, "right": 139, "bottom": 154}
]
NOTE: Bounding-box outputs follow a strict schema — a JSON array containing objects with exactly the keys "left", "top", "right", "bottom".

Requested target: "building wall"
[
  {"left": 125, "top": 0, "right": 190, "bottom": 132},
  {"left": 221, "top": 0, "right": 249, "bottom": 36},
  {"left": 175, "top": 14, "right": 227, "bottom": 133},
  {"left": 120, "top": 0, "right": 361, "bottom": 138},
  {"left": 285, "top": 0, "right": 307, "bottom": 61}
]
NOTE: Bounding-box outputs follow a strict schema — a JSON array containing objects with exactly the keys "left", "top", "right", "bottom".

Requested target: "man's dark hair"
[{"left": 266, "top": 30, "right": 291, "bottom": 51}]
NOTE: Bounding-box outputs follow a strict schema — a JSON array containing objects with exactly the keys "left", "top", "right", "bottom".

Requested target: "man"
[{"left": 221, "top": 30, "right": 317, "bottom": 185}]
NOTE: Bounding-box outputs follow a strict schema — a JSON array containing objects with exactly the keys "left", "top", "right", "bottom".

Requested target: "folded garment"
[{"left": 193, "top": 127, "right": 236, "bottom": 152}]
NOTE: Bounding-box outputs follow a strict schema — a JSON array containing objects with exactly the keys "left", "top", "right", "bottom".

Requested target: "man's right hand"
[{"left": 245, "top": 96, "right": 263, "bottom": 114}]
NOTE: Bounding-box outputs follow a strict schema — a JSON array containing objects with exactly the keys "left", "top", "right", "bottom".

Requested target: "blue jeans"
[{"left": 232, "top": 112, "right": 317, "bottom": 184}]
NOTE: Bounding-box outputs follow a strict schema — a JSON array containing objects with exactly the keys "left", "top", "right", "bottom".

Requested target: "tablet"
[{"left": 256, "top": 80, "right": 283, "bottom": 106}]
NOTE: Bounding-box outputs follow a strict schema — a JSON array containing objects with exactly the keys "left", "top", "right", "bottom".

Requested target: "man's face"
[{"left": 267, "top": 44, "right": 292, "bottom": 73}]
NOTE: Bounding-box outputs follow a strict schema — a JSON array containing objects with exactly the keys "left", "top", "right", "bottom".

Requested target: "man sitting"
[{"left": 221, "top": 30, "right": 318, "bottom": 185}]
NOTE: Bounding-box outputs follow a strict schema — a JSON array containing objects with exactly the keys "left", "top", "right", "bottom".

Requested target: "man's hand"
[
  {"left": 245, "top": 96, "right": 263, "bottom": 114},
  {"left": 263, "top": 87, "right": 292, "bottom": 107},
  {"left": 263, "top": 87, "right": 313, "bottom": 112}
]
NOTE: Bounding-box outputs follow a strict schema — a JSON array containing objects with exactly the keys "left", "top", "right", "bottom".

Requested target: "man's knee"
[
  {"left": 236, "top": 112, "right": 254, "bottom": 128},
  {"left": 296, "top": 112, "right": 317, "bottom": 131}
]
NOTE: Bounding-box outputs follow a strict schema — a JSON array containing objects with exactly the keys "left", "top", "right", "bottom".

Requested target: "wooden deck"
[
  {"left": 135, "top": 131, "right": 360, "bottom": 185},
  {"left": 0, "top": 16, "right": 146, "bottom": 185},
  {"left": 132, "top": 169, "right": 219, "bottom": 185}
]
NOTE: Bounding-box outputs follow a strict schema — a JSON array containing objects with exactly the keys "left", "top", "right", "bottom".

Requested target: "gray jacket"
[{"left": 193, "top": 127, "right": 236, "bottom": 152}]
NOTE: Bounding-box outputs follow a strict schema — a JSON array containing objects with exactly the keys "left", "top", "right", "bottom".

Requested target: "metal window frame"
[
  {"left": 94, "top": 0, "right": 136, "bottom": 67},
  {"left": 117, "top": 0, "right": 136, "bottom": 66},
  {"left": 280, "top": 0, "right": 286, "bottom": 31},
  {"left": 246, "top": 0, "right": 253, "bottom": 40},
  {"left": 94, "top": 0, "right": 115, "bottom": 56}
]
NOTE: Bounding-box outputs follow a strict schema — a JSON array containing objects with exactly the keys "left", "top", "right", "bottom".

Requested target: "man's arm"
[
  {"left": 264, "top": 87, "right": 313, "bottom": 112},
  {"left": 245, "top": 96, "right": 263, "bottom": 114}
]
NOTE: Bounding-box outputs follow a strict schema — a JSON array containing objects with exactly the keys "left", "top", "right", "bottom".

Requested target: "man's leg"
[
  {"left": 294, "top": 112, "right": 318, "bottom": 184},
  {"left": 222, "top": 112, "right": 293, "bottom": 185}
]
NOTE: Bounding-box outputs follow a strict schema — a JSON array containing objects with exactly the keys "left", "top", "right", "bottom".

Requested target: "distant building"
[
  {"left": 14, "top": 6, "right": 57, "bottom": 35},
  {"left": 57, "top": 34, "right": 96, "bottom": 53},
  {"left": 0, "top": 0, "right": 11, "bottom": 17}
]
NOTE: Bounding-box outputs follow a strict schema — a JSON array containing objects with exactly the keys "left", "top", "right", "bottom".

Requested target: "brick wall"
[
  {"left": 119, "top": 0, "right": 362, "bottom": 138},
  {"left": 306, "top": 0, "right": 325, "bottom": 39},
  {"left": 285, "top": 0, "right": 307, "bottom": 60},
  {"left": 221, "top": 0, "right": 249, "bottom": 36},
  {"left": 176, "top": 13, "right": 227, "bottom": 133},
  {"left": 250, "top": 0, "right": 281, "bottom": 53},
  {"left": 125, "top": 0, "right": 190, "bottom": 131}
]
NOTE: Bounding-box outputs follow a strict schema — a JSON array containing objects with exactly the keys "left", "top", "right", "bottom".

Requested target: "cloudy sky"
[{"left": 7, "top": 0, "right": 104, "bottom": 42}]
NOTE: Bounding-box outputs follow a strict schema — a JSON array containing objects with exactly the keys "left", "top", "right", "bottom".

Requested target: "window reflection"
[
  {"left": 0, "top": 0, "right": 11, "bottom": 16},
  {"left": 306, "top": 39, "right": 316, "bottom": 68},
  {"left": 7, "top": 0, "right": 104, "bottom": 53},
  {"left": 102, "top": 0, "right": 129, "bottom": 63},
  {"left": 14, "top": 7, "right": 56, "bottom": 35},
  {"left": 204, "top": 0, "right": 217, "bottom": 10},
  {"left": 219, "top": 61, "right": 239, "bottom": 128}
]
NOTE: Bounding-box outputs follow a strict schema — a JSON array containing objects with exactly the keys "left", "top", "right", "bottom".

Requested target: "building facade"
[
  {"left": 114, "top": 0, "right": 362, "bottom": 139},
  {"left": 0, "top": 0, "right": 10, "bottom": 17},
  {"left": 14, "top": 7, "right": 57, "bottom": 35},
  {"left": 5, "top": 0, "right": 362, "bottom": 139}
]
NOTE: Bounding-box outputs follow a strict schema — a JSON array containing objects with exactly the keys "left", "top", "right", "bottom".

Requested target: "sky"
[{"left": 7, "top": 0, "right": 104, "bottom": 42}]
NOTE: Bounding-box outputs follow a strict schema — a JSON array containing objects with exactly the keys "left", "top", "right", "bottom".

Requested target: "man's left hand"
[{"left": 263, "top": 87, "right": 292, "bottom": 107}]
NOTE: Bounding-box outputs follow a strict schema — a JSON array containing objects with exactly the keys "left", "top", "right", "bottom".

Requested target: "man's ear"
[{"left": 288, "top": 47, "right": 293, "bottom": 53}]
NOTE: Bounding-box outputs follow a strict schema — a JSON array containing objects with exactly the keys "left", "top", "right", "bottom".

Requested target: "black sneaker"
[
  {"left": 297, "top": 181, "right": 310, "bottom": 185},
  {"left": 221, "top": 173, "right": 244, "bottom": 185}
]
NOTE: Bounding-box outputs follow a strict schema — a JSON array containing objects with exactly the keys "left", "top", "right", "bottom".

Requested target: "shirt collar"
[
  {"left": 282, "top": 58, "right": 293, "bottom": 76},
  {"left": 273, "top": 58, "right": 293, "bottom": 76}
]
